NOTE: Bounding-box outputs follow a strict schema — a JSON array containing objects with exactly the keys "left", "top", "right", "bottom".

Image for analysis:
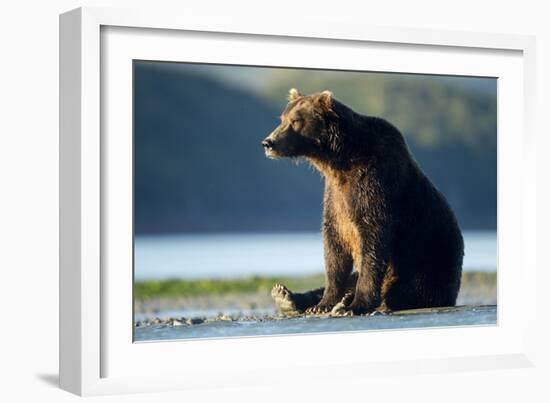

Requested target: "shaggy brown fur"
[{"left": 262, "top": 89, "right": 464, "bottom": 314}]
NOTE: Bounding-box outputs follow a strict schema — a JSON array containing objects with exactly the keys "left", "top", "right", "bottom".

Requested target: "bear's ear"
[
  {"left": 288, "top": 88, "right": 302, "bottom": 102},
  {"left": 318, "top": 90, "right": 333, "bottom": 109}
]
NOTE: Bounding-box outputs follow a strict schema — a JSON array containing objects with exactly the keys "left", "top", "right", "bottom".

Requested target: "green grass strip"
[{"left": 134, "top": 271, "right": 496, "bottom": 300}]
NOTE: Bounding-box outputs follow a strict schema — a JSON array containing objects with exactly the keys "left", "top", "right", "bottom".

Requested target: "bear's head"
[{"left": 261, "top": 88, "right": 342, "bottom": 160}]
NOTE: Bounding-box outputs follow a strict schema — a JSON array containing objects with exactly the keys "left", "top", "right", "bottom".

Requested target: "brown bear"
[{"left": 262, "top": 88, "right": 464, "bottom": 315}]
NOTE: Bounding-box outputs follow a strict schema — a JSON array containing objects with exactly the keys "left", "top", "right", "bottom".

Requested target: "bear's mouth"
[
  {"left": 264, "top": 147, "right": 281, "bottom": 160},
  {"left": 262, "top": 139, "right": 282, "bottom": 159}
]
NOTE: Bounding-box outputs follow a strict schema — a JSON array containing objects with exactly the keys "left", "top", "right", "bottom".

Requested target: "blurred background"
[{"left": 133, "top": 61, "right": 497, "bottom": 303}]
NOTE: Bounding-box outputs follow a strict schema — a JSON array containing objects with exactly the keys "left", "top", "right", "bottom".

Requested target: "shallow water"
[
  {"left": 134, "top": 305, "right": 496, "bottom": 342},
  {"left": 134, "top": 230, "right": 496, "bottom": 280}
]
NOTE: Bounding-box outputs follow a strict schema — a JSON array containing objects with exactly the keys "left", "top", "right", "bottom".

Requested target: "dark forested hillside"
[
  {"left": 134, "top": 63, "right": 324, "bottom": 233},
  {"left": 134, "top": 63, "right": 496, "bottom": 234}
]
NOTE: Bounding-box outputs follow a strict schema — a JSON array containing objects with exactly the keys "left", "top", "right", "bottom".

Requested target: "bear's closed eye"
[{"left": 291, "top": 119, "right": 303, "bottom": 130}]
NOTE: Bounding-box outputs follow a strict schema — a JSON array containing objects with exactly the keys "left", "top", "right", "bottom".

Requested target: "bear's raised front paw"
[{"left": 271, "top": 283, "right": 299, "bottom": 315}]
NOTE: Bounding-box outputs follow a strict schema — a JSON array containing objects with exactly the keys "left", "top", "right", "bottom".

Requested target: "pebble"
[{"left": 186, "top": 317, "right": 205, "bottom": 325}]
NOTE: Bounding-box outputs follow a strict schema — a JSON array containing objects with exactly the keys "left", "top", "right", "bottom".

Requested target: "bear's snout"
[
  {"left": 261, "top": 138, "right": 274, "bottom": 150},
  {"left": 262, "top": 136, "right": 281, "bottom": 159}
]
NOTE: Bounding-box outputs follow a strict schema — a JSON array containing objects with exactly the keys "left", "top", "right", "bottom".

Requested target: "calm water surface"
[{"left": 135, "top": 230, "right": 496, "bottom": 280}]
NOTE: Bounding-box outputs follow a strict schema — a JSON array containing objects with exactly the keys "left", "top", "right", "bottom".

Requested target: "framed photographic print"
[{"left": 59, "top": 6, "right": 537, "bottom": 396}]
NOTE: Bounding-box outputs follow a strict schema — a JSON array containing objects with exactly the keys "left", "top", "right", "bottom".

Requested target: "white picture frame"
[{"left": 59, "top": 6, "right": 537, "bottom": 396}]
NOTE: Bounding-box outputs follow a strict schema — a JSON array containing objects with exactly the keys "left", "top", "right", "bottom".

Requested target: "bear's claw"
[{"left": 305, "top": 304, "right": 333, "bottom": 315}]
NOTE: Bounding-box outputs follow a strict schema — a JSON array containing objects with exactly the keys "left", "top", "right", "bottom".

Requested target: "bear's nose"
[{"left": 262, "top": 139, "right": 274, "bottom": 149}]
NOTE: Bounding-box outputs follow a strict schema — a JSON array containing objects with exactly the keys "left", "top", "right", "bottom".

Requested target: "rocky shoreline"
[
  {"left": 134, "top": 308, "right": 391, "bottom": 329},
  {"left": 135, "top": 304, "right": 497, "bottom": 329},
  {"left": 135, "top": 312, "right": 278, "bottom": 328}
]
